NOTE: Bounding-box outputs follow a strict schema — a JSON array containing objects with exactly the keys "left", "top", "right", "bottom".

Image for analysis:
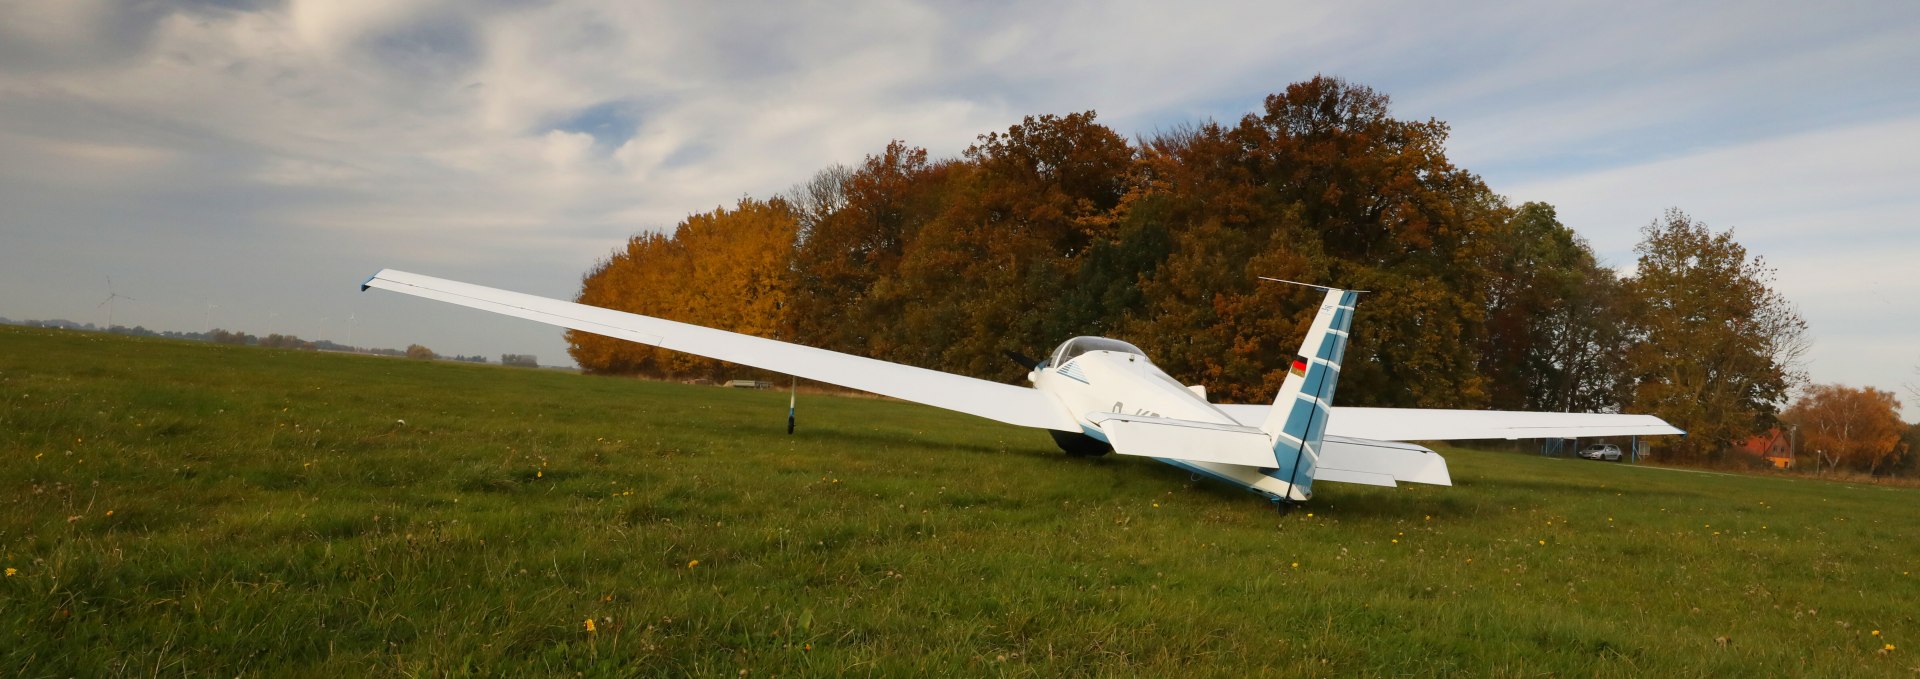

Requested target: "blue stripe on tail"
[{"left": 1259, "top": 287, "right": 1357, "bottom": 501}]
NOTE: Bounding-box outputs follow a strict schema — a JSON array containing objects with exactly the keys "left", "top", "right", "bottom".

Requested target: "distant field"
[{"left": 3, "top": 325, "right": 1917, "bottom": 677}]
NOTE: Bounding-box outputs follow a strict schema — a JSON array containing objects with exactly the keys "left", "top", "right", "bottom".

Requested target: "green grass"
[{"left": 2, "top": 325, "right": 1917, "bottom": 677}]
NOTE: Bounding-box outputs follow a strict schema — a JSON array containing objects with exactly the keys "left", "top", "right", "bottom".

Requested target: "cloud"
[
  {"left": 1504, "top": 117, "right": 1920, "bottom": 418},
  {"left": 1, "top": 0, "right": 1916, "bottom": 418}
]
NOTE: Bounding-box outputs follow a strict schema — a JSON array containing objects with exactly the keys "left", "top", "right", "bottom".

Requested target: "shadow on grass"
[
  {"left": 786, "top": 425, "right": 1054, "bottom": 460},
  {"left": 1135, "top": 461, "right": 1294, "bottom": 506}
]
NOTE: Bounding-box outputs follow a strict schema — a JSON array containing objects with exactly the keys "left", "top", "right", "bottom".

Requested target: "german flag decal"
[{"left": 1289, "top": 357, "right": 1309, "bottom": 378}]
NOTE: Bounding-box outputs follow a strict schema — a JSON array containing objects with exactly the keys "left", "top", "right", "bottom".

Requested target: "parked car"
[{"left": 1578, "top": 443, "right": 1623, "bottom": 461}]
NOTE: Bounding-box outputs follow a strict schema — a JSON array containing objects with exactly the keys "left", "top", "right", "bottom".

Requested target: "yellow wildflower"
[
  {"left": 1885, "top": 643, "right": 1895, "bottom": 651},
  {"left": 536, "top": 470, "right": 543, "bottom": 478},
  {"left": 105, "top": 510, "right": 113, "bottom": 517},
  {"left": 1538, "top": 540, "right": 1546, "bottom": 545},
  {"left": 1872, "top": 630, "right": 1880, "bottom": 636},
  {"left": 1291, "top": 562, "right": 1299, "bottom": 568},
  {"left": 688, "top": 559, "right": 700, "bottom": 568},
  {"left": 4, "top": 567, "right": 15, "bottom": 577},
  {"left": 585, "top": 618, "right": 596, "bottom": 633}
]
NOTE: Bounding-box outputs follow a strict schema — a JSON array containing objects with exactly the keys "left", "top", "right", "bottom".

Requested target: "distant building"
[{"left": 1734, "top": 429, "right": 1793, "bottom": 468}]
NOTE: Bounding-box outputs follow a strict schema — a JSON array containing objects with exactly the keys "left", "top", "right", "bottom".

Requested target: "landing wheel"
[{"left": 1049, "top": 430, "right": 1112, "bottom": 457}]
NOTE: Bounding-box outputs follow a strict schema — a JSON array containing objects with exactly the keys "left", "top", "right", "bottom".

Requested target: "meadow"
[{"left": 2, "top": 325, "right": 1916, "bottom": 677}]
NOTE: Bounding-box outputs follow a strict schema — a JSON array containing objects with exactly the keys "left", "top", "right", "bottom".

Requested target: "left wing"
[
  {"left": 361, "top": 269, "right": 1080, "bottom": 431},
  {"left": 1215, "top": 404, "right": 1683, "bottom": 441}
]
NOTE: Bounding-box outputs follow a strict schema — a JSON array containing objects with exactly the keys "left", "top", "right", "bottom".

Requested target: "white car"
[{"left": 1578, "top": 443, "right": 1623, "bottom": 461}]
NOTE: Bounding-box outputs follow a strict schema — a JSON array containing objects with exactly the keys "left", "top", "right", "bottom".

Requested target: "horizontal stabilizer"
[
  {"left": 1315, "top": 435, "right": 1452, "bottom": 487},
  {"left": 1088, "top": 413, "right": 1277, "bottom": 467},
  {"left": 1215, "top": 404, "right": 1683, "bottom": 442}
]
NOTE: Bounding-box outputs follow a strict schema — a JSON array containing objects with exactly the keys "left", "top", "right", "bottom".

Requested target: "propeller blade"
[{"left": 1002, "top": 350, "right": 1042, "bottom": 371}]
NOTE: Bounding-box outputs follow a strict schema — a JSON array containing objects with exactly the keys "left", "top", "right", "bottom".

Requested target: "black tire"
[{"left": 1049, "top": 430, "right": 1113, "bottom": 457}]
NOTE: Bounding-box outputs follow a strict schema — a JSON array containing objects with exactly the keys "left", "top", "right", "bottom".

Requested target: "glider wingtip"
[{"left": 360, "top": 269, "right": 390, "bottom": 292}]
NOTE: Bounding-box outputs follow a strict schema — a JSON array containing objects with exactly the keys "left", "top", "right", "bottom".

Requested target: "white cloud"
[
  {"left": 1, "top": 0, "right": 1916, "bottom": 418},
  {"left": 1504, "top": 117, "right": 1920, "bottom": 419}
]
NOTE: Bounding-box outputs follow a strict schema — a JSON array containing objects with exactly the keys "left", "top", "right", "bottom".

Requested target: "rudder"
[{"left": 1257, "top": 286, "right": 1358, "bottom": 501}]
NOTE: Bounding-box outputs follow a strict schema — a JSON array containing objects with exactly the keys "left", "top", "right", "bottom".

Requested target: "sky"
[{"left": 2, "top": 0, "right": 1917, "bottom": 419}]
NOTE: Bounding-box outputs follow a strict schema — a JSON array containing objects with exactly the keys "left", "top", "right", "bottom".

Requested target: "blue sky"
[{"left": 2, "top": 0, "right": 1916, "bottom": 418}]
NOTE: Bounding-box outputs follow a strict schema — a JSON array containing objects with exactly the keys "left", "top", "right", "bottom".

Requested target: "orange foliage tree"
[
  {"left": 562, "top": 77, "right": 1800, "bottom": 454},
  {"left": 1781, "top": 384, "right": 1906, "bottom": 474},
  {"left": 568, "top": 197, "right": 798, "bottom": 380}
]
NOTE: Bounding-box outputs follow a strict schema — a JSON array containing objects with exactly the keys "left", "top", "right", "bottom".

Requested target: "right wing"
[
  {"left": 361, "top": 269, "right": 1079, "bottom": 431},
  {"left": 1215, "top": 404, "right": 1683, "bottom": 441}
]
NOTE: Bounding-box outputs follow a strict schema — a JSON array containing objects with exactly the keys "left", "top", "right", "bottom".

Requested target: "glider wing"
[{"left": 361, "top": 269, "right": 1080, "bottom": 431}]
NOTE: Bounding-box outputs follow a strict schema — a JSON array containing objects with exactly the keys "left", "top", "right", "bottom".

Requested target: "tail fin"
[{"left": 1258, "top": 286, "right": 1358, "bottom": 500}]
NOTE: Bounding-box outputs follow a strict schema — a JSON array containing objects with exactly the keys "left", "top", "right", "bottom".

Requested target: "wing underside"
[
  {"left": 361, "top": 269, "right": 1079, "bottom": 431},
  {"left": 1214, "top": 404, "right": 1684, "bottom": 441}
]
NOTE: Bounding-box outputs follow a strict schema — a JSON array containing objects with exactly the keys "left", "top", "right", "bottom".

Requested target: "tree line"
[{"left": 567, "top": 76, "right": 1877, "bottom": 468}]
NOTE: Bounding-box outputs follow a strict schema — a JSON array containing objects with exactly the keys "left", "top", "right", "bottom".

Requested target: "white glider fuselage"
[
  {"left": 1029, "top": 340, "right": 1320, "bottom": 501},
  {"left": 1030, "top": 344, "right": 1232, "bottom": 432}
]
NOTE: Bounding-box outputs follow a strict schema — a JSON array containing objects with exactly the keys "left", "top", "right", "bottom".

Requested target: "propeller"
[{"left": 1002, "top": 350, "right": 1045, "bottom": 384}]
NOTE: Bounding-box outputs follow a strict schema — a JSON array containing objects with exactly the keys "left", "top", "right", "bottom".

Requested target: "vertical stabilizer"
[{"left": 1258, "top": 286, "right": 1358, "bottom": 500}]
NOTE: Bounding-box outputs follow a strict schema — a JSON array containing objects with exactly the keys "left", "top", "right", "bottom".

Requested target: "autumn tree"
[
  {"left": 569, "top": 197, "right": 798, "bottom": 379},
  {"left": 568, "top": 78, "right": 1730, "bottom": 439},
  {"left": 1626, "top": 209, "right": 1808, "bottom": 462},
  {"left": 1122, "top": 77, "right": 1503, "bottom": 406},
  {"left": 1781, "top": 384, "right": 1906, "bottom": 474},
  {"left": 405, "top": 344, "right": 435, "bottom": 360},
  {"left": 1897, "top": 423, "right": 1920, "bottom": 477},
  {"left": 783, "top": 142, "right": 947, "bottom": 358},
  {"left": 1480, "top": 203, "right": 1631, "bottom": 412},
  {"left": 873, "top": 112, "right": 1134, "bottom": 377}
]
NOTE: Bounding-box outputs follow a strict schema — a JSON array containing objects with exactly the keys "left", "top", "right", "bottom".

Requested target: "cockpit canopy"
[{"left": 1049, "top": 336, "right": 1147, "bottom": 366}]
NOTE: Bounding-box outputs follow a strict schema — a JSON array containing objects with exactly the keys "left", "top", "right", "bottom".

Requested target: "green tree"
[{"left": 1626, "top": 209, "right": 1808, "bottom": 462}]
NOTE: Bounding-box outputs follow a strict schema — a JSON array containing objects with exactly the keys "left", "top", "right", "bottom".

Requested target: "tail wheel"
[{"left": 1049, "top": 430, "right": 1112, "bottom": 457}]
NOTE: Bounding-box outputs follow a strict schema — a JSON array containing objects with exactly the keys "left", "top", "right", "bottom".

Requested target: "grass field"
[{"left": 3, "top": 325, "right": 1917, "bottom": 677}]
